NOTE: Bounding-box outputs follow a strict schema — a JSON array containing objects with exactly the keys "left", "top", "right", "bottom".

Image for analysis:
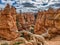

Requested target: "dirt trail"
[{"left": 47, "top": 35, "right": 60, "bottom": 45}]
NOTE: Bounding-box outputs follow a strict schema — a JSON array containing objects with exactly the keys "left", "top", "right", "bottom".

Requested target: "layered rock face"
[
  {"left": 34, "top": 8, "right": 60, "bottom": 37},
  {"left": 0, "top": 4, "right": 19, "bottom": 40}
]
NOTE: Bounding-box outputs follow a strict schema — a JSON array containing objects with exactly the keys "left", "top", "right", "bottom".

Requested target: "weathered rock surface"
[
  {"left": 17, "top": 13, "right": 35, "bottom": 30},
  {"left": 0, "top": 4, "right": 19, "bottom": 40},
  {"left": 34, "top": 8, "right": 60, "bottom": 38}
]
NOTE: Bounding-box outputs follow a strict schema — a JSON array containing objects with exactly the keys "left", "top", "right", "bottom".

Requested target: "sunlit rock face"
[
  {"left": 11, "top": 6, "right": 17, "bottom": 21},
  {"left": 34, "top": 8, "right": 60, "bottom": 37},
  {"left": 0, "top": 4, "right": 19, "bottom": 41},
  {"left": 10, "top": 6, "right": 18, "bottom": 32}
]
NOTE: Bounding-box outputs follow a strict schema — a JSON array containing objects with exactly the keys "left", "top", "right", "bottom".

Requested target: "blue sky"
[
  {"left": 0, "top": 0, "right": 5, "bottom": 4},
  {"left": 0, "top": 0, "right": 60, "bottom": 13}
]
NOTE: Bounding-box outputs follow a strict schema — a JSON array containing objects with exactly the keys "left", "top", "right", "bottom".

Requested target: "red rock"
[
  {"left": 0, "top": 4, "right": 19, "bottom": 40},
  {"left": 34, "top": 8, "right": 60, "bottom": 37}
]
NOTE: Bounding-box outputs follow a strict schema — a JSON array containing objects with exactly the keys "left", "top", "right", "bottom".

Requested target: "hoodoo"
[
  {"left": 17, "top": 12, "right": 35, "bottom": 30},
  {"left": 0, "top": 4, "right": 19, "bottom": 41},
  {"left": 34, "top": 8, "right": 60, "bottom": 39}
]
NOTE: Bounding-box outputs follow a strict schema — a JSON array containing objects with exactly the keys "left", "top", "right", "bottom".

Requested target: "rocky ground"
[
  {"left": 47, "top": 35, "right": 60, "bottom": 45},
  {"left": 0, "top": 35, "right": 60, "bottom": 45}
]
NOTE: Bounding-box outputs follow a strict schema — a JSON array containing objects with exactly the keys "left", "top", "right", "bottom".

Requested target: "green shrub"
[
  {"left": 13, "top": 42, "right": 23, "bottom": 45},
  {"left": 1, "top": 43, "right": 8, "bottom": 45}
]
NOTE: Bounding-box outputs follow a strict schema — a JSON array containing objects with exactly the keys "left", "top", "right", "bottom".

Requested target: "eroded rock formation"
[
  {"left": 34, "top": 8, "right": 60, "bottom": 38},
  {"left": 17, "top": 13, "right": 25, "bottom": 30},
  {"left": 17, "top": 12, "right": 35, "bottom": 30},
  {"left": 0, "top": 4, "right": 19, "bottom": 40}
]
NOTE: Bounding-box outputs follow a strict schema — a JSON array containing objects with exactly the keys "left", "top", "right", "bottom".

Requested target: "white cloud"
[
  {"left": 1, "top": 0, "right": 6, "bottom": 3},
  {"left": 0, "top": 4, "right": 6, "bottom": 10},
  {"left": 15, "top": 0, "right": 60, "bottom": 13},
  {"left": 0, "top": 0, "right": 60, "bottom": 13}
]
